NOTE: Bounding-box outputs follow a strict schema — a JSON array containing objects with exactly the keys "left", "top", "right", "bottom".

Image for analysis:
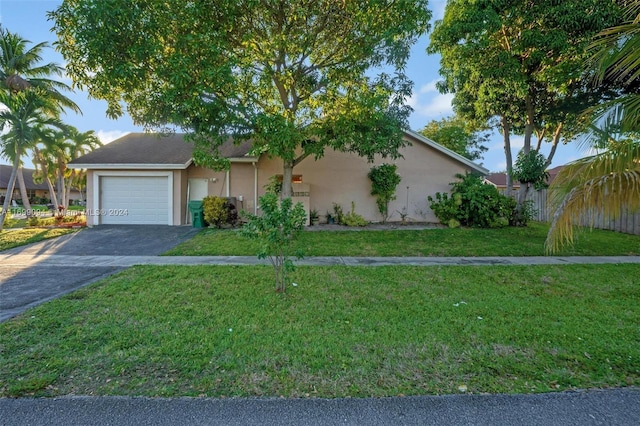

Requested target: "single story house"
[
  {"left": 0, "top": 164, "right": 83, "bottom": 205},
  {"left": 1, "top": 164, "right": 50, "bottom": 203},
  {"left": 69, "top": 130, "right": 488, "bottom": 226}
]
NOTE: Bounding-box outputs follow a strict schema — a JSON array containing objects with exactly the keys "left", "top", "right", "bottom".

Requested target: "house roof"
[
  {"left": 69, "top": 130, "right": 489, "bottom": 174},
  {"left": 484, "top": 172, "right": 518, "bottom": 188},
  {"left": 0, "top": 164, "right": 49, "bottom": 191},
  {"left": 484, "top": 165, "right": 564, "bottom": 188},
  {"left": 69, "top": 133, "right": 255, "bottom": 170}
]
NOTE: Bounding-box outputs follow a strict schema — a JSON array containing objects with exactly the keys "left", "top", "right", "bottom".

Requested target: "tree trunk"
[
  {"left": 0, "top": 157, "right": 20, "bottom": 231},
  {"left": 56, "top": 161, "right": 66, "bottom": 209},
  {"left": 16, "top": 167, "right": 33, "bottom": 217},
  {"left": 33, "top": 147, "right": 58, "bottom": 206},
  {"left": 65, "top": 170, "right": 75, "bottom": 208},
  {"left": 46, "top": 176, "right": 58, "bottom": 207},
  {"left": 501, "top": 116, "right": 514, "bottom": 196},
  {"left": 543, "top": 123, "right": 563, "bottom": 169},
  {"left": 522, "top": 93, "right": 535, "bottom": 156},
  {"left": 281, "top": 160, "right": 294, "bottom": 199},
  {"left": 514, "top": 94, "right": 537, "bottom": 220}
]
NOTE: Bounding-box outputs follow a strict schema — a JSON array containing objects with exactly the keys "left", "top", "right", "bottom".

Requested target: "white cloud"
[
  {"left": 407, "top": 81, "right": 454, "bottom": 120},
  {"left": 96, "top": 130, "right": 129, "bottom": 144}
]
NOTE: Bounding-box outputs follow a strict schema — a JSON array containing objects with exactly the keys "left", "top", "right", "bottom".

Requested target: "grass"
[
  {"left": 165, "top": 222, "right": 640, "bottom": 257},
  {"left": 1, "top": 264, "right": 638, "bottom": 398},
  {"left": 0, "top": 228, "right": 77, "bottom": 251}
]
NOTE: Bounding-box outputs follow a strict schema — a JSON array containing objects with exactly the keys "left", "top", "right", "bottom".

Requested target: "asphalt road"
[{"left": 1, "top": 388, "right": 639, "bottom": 426}]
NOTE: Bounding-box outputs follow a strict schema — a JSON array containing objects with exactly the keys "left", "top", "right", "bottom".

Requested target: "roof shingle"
[{"left": 69, "top": 133, "right": 254, "bottom": 168}]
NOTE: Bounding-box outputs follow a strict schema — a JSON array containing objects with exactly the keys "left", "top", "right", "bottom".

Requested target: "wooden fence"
[{"left": 504, "top": 189, "right": 640, "bottom": 235}]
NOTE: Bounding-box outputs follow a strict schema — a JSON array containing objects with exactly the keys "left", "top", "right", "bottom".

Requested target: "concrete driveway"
[{"left": 0, "top": 225, "right": 200, "bottom": 322}]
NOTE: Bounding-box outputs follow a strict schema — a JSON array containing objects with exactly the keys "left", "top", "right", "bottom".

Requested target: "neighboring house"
[
  {"left": 0, "top": 164, "right": 49, "bottom": 203},
  {"left": 69, "top": 130, "right": 488, "bottom": 226},
  {"left": 0, "top": 164, "right": 83, "bottom": 205},
  {"left": 484, "top": 166, "right": 564, "bottom": 191}
]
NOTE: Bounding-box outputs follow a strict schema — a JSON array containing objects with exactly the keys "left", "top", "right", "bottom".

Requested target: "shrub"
[
  {"left": 239, "top": 194, "right": 306, "bottom": 292},
  {"left": 341, "top": 202, "right": 367, "bottom": 227},
  {"left": 512, "top": 150, "right": 549, "bottom": 190},
  {"left": 2, "top": 210, "right": 16, "bottom": 228},
  {"left": 264, "top": 175, "right": 282, "bottom": 195},
  {"left": 368, "top": 163, "right": 401, "bottom": 223},
  {"left": 510, "top": 199, "right": 537, "bottom": 226},
  {"left": 332, "top": 203, "right": 344, "bottom": 225},
  {"left": 202, "top": 196, "right": 229, "bottom": 228},
  {"left": 428, "top": 173, "right": 514, "bottom": 228}
]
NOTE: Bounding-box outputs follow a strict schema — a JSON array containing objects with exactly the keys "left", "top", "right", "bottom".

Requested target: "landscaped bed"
[
  {"left": 1, "top": 264, "right": 638, "bottom": 397},
  {"left": 165, "top": 222, "right": 640, "bottom": 257}
]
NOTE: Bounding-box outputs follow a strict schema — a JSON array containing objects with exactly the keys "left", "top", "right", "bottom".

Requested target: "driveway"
[{"left": 0, "top": 225, "right": 200, "bottom": 322}]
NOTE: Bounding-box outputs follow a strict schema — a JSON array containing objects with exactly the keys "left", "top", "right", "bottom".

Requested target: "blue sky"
[{"left": 0, "top": 0, "right": 589, "bottom": 172}]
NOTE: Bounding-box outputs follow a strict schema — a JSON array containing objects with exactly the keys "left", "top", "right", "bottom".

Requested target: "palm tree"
[
  {"left": 0, "top": 90, "right": 67, "bottom": 230},
  {"left": 0, "top": 26, "right": 79, "bottom": 112},
  {"left": 0, "top": 27, "right": 80, "bottom": 226},
  {"left": 545, "top": 1, "right": 640, "bottom": 253},
  {"left": 31, "top": 125, "right": 61, "bottom": 207},
  {"left": 64, "top": 128, "right": 101, "bottom": 207}
]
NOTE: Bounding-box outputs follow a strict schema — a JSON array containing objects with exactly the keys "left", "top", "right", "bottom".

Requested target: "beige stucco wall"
[
  {"left": 86, "top": 134, "right": 479, "bottom": 226},
  {"left": 184, "top": 162, "right": 257, "bottom": 220},
  {"left": 86, "top": 170, "right": 95, "bottom": 226},
  {"left": 256, "top": 135, "right": 475, "bottom": 223}
]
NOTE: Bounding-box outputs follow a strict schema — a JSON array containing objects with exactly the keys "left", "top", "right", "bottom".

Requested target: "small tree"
[
  {"left": 239, "top": 194, "right": 306, "bottom": 293},
  {"left": 368, "top": 163, "right": 401, "bottom": 223}
]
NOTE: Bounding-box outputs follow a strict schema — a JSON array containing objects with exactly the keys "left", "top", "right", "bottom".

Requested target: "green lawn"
[
  {"left": 165, "top": 222, "right": 640, "bottom": 257},
  {"left": 0, "top": 228, "right": 77, "bottom": 251},
  {"left": 1, "top": 264, "right": 638, "bottom": 398}
]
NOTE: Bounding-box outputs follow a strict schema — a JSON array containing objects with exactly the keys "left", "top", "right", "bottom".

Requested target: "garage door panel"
[{"left": 100, "top": 176, "right": 170, "bottom": 225}]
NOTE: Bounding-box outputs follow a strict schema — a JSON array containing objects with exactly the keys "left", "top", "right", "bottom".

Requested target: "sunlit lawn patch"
[
  {"left": 0, "top": 228, "right": 77, "bottom": 251},
  {"left": 2, "top": 264, "right": 638, "bottom": 397},
  {"left": 165, "top": 222, "right": 640, "bottom": 257}
]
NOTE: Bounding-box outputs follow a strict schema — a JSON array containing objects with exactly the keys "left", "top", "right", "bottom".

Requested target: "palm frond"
[
  {"left": 588, "top": 2, "right": 640, "bottom": 85},
  {"left": 545, "top": 140, "right": 640, "bottom": 253}
]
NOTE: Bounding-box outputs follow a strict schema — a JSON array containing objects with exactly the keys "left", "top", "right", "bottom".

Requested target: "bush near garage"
[{"left": 202, "top": 196, "right": 238, "bottom": 228}]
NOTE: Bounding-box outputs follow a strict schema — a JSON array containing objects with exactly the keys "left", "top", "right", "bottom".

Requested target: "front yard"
[
  {"left": 1, "top": 263, "right": 638, "bottom": 397},
  {"left": 0, "top": 228, "right": 77, "bottom": 251},
  {"left": 165, "top": 222, "right": 640, "bottom": 257}
]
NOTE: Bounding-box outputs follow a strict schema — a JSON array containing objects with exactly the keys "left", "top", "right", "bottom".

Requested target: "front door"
[{"left": 188, "top": 178, "right": 208, "bottom": 200}]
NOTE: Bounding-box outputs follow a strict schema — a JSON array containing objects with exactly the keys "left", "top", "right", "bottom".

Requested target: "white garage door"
[{"left": 100, "top": 176, "right": 170, "bottom": 224}]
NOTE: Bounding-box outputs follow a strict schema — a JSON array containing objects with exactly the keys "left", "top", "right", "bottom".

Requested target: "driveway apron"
[{"left": 0, "top": 226, "right": 200, "bottom": 322}]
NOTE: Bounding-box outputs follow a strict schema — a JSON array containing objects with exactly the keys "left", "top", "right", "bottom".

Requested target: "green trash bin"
[{"left": 188, "top": 200, "right": 205, "bottom": 228}]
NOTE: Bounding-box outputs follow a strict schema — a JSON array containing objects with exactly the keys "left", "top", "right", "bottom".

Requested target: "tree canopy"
[
  {"left": 51, "top": 0, "right": 432, "bottom": 196},
  {"left": 418, "top": 115, "right": 488, "bottom": 161},
  {"left": 428, "top": 0, "right": 623, "bottom": 199},
  {"left": 545, "top": 1, "right": 640, "bottom": 253}
]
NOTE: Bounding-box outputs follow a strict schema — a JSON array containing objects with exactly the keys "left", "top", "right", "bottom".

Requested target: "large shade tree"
[
  {"left": 51, "top": 0, "right": 432, "bottom": 197},
  {"left": 545, "top": 1, "right": 640, "bottom": 253},
  {"left": 418, "top": 115, "right": 488, "bottom": 161},
  {"left": 428, "top": 0, "right": 623, "bottom": 214}
]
